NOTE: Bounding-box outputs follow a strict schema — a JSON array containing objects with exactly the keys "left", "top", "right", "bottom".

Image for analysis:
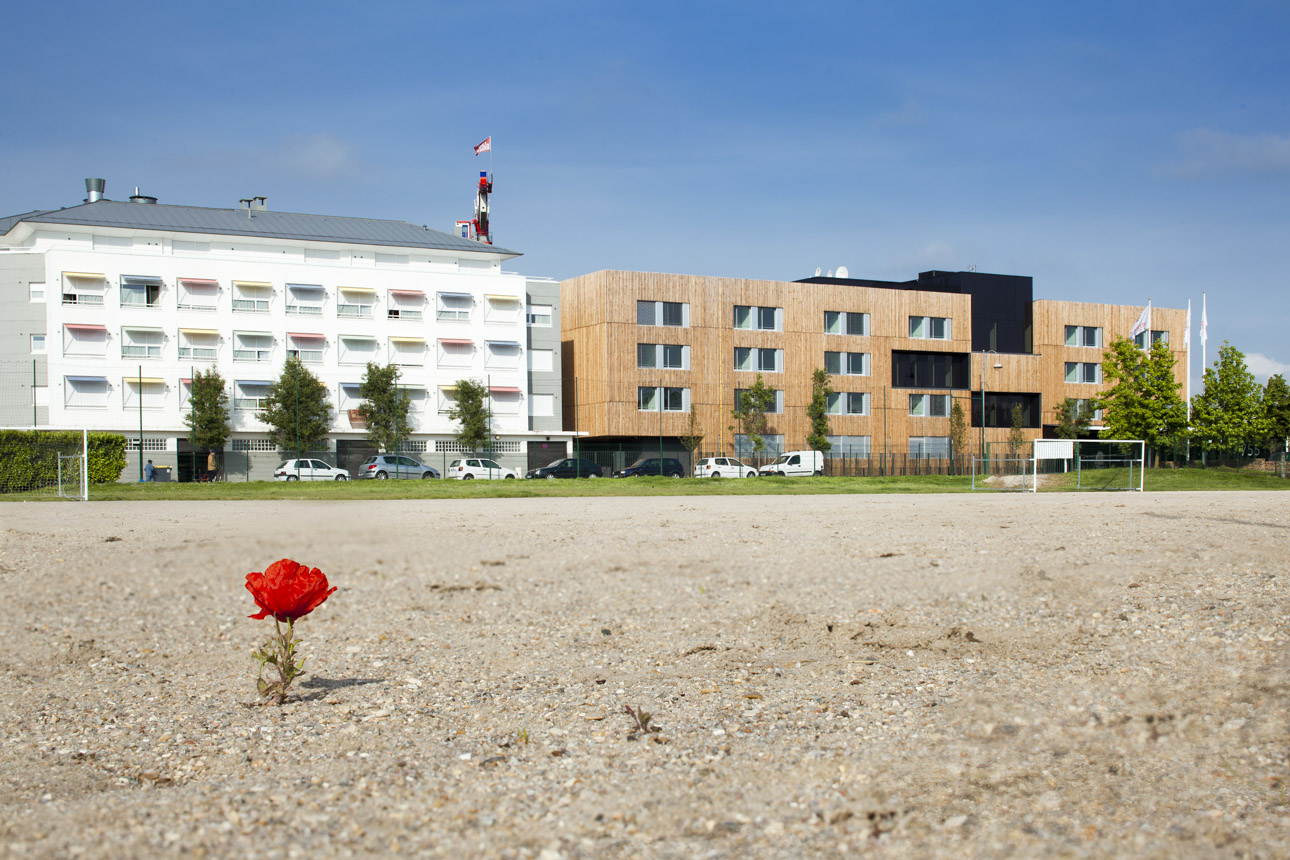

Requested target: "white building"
[{"left": 0, "top": 180, "right": 572, "bottom": 479}]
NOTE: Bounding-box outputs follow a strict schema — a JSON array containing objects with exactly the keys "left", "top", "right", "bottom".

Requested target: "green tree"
[
  {"left": 1097, "top": 337, "right": 1187, "bottom": 462},
  {"left": 678, "top": 400, "right": 705, "bottom": 463},
  {"left": 1053, "top": 397, "right": 1094, "bottom": 439},
  {"left": 1007, "top": 403, "right": 1026, "bottom": 457},
  {"left": 1264, "top": 374, "right": 1290, "bottom": 453},
  {"left": 261, "top": 357, "right": 334, "bottom": 454},
  {"left": 185, "top": 369, "right": 231, "bottom": 451},
  {"left": 805, "top": 368, "right": 833, "bottom": 453},
  {"left": 357, "top": 363, "right": 411, "bottom": 453},
  {"left": 949, "top": 398, "right": 968, "bottom": 473},
  {"left": 1190, "top": 342, "right": 1270, "bottom": 453},
  {"left": 447, "top": 378, "right": 491, "bottom": 453},
  {"left": 733, "top": 373, "right": 776, "bottom": 457}
]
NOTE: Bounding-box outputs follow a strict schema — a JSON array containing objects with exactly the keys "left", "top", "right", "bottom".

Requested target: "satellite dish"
[
  {"left": 815, "top": 267, "right": 822, "bottom": 276},
  {"left": 836, "top": 266, "right": 849, "bottom": 278},
  {"left": 827, "top": 269, "right": 834, "bottom": 277}
]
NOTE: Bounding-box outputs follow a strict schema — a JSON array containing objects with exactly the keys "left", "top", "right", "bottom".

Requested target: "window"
[
  {"left": 734, "top": 434, "right": 784, "bottom": 456},
  {"left": 125, "top": 437, "right": 167, "bottom": 452},
  {"left": 638, "top": 386, "right": 688, "bottom": 411},
  {"left": 388, "top": 290, "right": 425, "bottom": 320},
  {"left": 177, "top": 278, "right": 218, "bottom": 311},
  {"left": 232, "top": 281, "right": 271, "bottom": 313},
  {"left": 733, "top": 347, "right": 781, "bottom": 372},
  {"left": 1134, "top": 330, "right": 1170, "bottom": 348},
  {"left": 29, "top": 283, "right": 45, "bottom": 302},
  {"left": 338, "top": 287, "right": 375, "bottom": 319},
  {"left": 484, "top": 294, "right": 521, "bottom": 324},
  {"left": 825, "top": 435, "right": 871, "bottom": 457},
  {"left": 121, "top": 327, "right": 163, "bottom": 359},
  {"left": 971, "top": 392, "right": 1041, "bottom": 428},
  {"left": 338, "top": 382, "right": 364, "bottom": 411},
  {"left": 734, "top": 305, "right": 780, "bottom": 331},
  {"left": 233, "top": 332, "right": 273, "bottom": 363},
  {"left": 123, "top": 378, "right": 166, "bottom": 410},
  {"left": 120, "top": 277, "right": 162, "bottom": 308},
  {"left": 637, "top": 343, "right": 656, "bottom": 368},
  {"left": 526, "top": 304, "right": 552, "bottom": 327},
  {"left": 389, "top": 337, "right": 426, "bottom": 366},
  {"left": 1064, "top": 325, "right": 1102, "bottom": 348},
  {"left": 909, "top": 393, "right": 951, "bottom": 417},
  {"left": 63, "top": 324, "right": 107, "bottom": 357},
  {"left": 234, "top": 381, "right": 271, "bottom": 413},
  {"left": 639, "top": 344, "right": 689, "bottom": 369},
  {"left": 31, "top": 334, "right": 45, "bottom": 354},
  {"left": 529, "top": 394, "right": 555, "bottom": 417},
  {"left": 64, "top": 376, "right": 109, "bottom": 409},
  {"left": 62, "top": 273, "right": 106, "bottom": 306},
  {"left": 734, "top": 388, "right": 784, "bottom": 413},
  {"left": 490, "top": 389, "right": 521, "bottom": 414},
  {"left": 232, "top": 438, "right": 277, "bottom": 452},
  {"left": 485, "top": 340, "right": 521, "bottom": 369},
  {"left": 286, "top": 284, "right": 325, "bottom": 316},
  {"left": 826, "top": 392, "right": 869, "bottom": 415},
  {"left": 437, "top": 292, "right": 473, "bottom": 322},
  {"left": 1076, "top": 398, "right": 1105, "bottom": 422},
  {"left": 891, "top": 351, "right": 970, "bottom": 389},
  {"left": 908, "top": 436, "right": 951, "bottom": 458},
  {"left": 339, "top": 336, "right": 378, "bottom": 365},
  {"left": 824, "top": 311, "right": 868, "bottom": 336},
  {"left": 638, "top": 300, "right": 687, "bottom": 327},
  {"left": 287, "top": 334, "right": 325, "bottom": 364},
  {"left": 528, "top": 349, "right": 554, "bottom": 372},
  {"left": 824, "top": 351, "right": 869, "bottom": 376},
  {"left": 437, "top": 339, "right": 473, "bottom": 367},
  {"left": 1065, "top": 362, "right": 1100, "bottom": 384},
  {"left": 909, "top": 316, "right": 951, "bottom": 340}
]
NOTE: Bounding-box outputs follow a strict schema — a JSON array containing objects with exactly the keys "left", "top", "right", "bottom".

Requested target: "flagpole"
[{"left": 1185, "top": 299, "right": 1192, "bottom": 462}]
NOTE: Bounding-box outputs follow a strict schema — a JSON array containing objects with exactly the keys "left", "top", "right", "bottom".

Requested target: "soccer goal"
[
  {"left": 1033, "top": 438, "right": 1145, "bottom": 492},
  {"left": 0, "top": 428, "right": 89, "bottom": 501},
  {"left": 971, "top": 451, "right": 1037, "bottom": 492}
]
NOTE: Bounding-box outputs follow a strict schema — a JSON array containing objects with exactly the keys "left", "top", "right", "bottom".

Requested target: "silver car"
[
  {"left": 356, "top": 454, "right": 440, "bottom": 480},
  {"left": 274, "top": 458, "right": 349, "bottom": 481}
]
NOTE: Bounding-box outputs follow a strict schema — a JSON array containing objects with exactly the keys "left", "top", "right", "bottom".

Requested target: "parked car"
[
  {"left": 526, "top": 458, "right": 604, "bottom": 479},
  {"left": 356, "top": 454, "right": 440, "bottom": 480},
  {"left": 274, "top": 458, "right": 349, "bottom": 481},
  {"left": 758, "top": 450, "right": 825, "bottom": 477},
  {"left": 693, "top": 456, "right": 757, "bottom": 479},
  {"left": 613, "top": 457, "right": 685, "bottom": 478},
  {"left": 447, "top": 458, "right": 519, "bottom": 480}
]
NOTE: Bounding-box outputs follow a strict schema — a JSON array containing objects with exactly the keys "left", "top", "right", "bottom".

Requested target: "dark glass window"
[
  {"left": 637, "top": 301, "right": 655, "bottom": 326},
  {"left": 891, "top": 351, "right": 969, "bottom": 389},
  {"left": 637, "top": 343, "right": 656, "bottom": 368},
  {"left": 970, "top": 392, "right": 1041, "bottom": 428},
  {"left": 662, "top": 302, "right": 684, "bottom": 327},
  {"left": 662, "top": 344, "right": 683, "bottom": 369}
]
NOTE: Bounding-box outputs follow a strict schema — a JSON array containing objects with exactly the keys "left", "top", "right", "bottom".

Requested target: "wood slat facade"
[{"left": 561, "top": 271, "right": 1189, "bottom": 455}]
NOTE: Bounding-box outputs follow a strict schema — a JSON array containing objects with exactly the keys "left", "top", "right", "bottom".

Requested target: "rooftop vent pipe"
[
  {"left": 129, "top": 186, "right": 158, "bottom": 204},
  {"left": 85, "top": 178, "right": 106, "bottom": 203}
]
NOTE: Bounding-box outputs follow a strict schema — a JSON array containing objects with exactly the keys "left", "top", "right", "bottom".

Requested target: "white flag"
[
  {"left": 1199, "top": 293, "right": 1208, "bottom": 347},
  {"left": 1184, "top": 300, "right": 1191, "bottom": 349},
  {"left": 1131, "top": 302, "right": 1150, "bottom": 339}
]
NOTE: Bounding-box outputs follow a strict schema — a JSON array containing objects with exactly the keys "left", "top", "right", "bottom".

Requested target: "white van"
[{"left": 758, "top": 450, "right": 824, "bottom": 477}]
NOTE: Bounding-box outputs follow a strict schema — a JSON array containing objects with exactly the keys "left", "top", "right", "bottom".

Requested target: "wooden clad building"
[{"left": 560, "top": 269, "right": 1188, "bottom": 458}]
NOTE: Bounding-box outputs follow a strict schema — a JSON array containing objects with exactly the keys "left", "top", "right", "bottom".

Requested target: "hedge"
[{"left": 0, "top": 431, "right": 127, "bottom": 492}]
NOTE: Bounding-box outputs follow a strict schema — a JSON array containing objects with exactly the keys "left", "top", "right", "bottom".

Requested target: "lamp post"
[{"left": 980, "top": 350, "right": 1001, "bottom": 458}]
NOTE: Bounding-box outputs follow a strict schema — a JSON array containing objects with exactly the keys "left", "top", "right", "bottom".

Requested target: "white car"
[
  {"left": 758, "top": 450, "right": 825, "bottom": 477},
  {"left": 274, "top": 458, "right": 350, "bottom": 481},
  {"left": 447, "top": 458, "right": 519, "bottom": 480},
  {"left": 693, "top": 456, "right": 758, "bottom": 478}
]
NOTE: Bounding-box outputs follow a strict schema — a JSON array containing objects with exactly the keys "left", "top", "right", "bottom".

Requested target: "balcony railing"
[
  {"left": 437, "top": 309, "right": 471, "bottom": 322},
  {"left": 121, "top": 298, "right": 161, "bottom": 308},
  {"left": 388, "top": 308, "right": 423, "bottom": 320},
  {"left": 62, "top": 293, "right": 104, "bottom": 306},
  {"left": 177, "top": 302, "right": 217, "bottom": 312},
  {"left": 233, "top": 397, "right": 268, "bottom": 413},
  {"left": 178, "top": 346, "right": 218, "bottom": 361},
  {"left": 337, "top": 303, "right": 373, "bottom": 318},
  {"left": 287, "top": 304, "right": 324, "bottom": 316},
  {"left": 288, "top": 348, "right": 323, "bottom": 363},
  {"left": 233, "top": 348, "right": 272, "bottom": 362},
  {"left": 232, "top": 298, "right": 270, "bottom": 313},
  {"left": 121, "top": 345, "right": 162, "bottom": 359}
]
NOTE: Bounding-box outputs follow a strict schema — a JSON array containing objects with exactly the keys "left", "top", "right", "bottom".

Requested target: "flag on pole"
[
  {"left": 1130, "top": 301, "right": 1151, "bottom": 340},
  {"left": 1184, "top": 300, "right": 1191, "bottom": 349},
  {"left": 1199, "top": 293, "right": 1208, "bottom": 347},
  {"left": 474, "top": 136, "right": 492, "bottom": 156}
]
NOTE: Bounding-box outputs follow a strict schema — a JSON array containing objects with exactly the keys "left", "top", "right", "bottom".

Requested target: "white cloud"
[
  {"left": 1164, "top": 128, "right": 1290, "bottom": 176},
  {"left": 1246, "top": 352, "right": 1290, "bottom": 382}
]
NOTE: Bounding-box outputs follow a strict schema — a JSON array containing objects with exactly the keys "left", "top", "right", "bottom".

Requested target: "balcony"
[
  {"left": 288, "top": 348, "right": 323, "bottom": 363},
  {"left": 388, "top": 308, "right": 423, "bottom": 320},
  {"left": 62, "top": 293, "right": 104, "bottom": 306},
  {"left": 233, "top": 349, "right": 272, "bottom": 362},
  {"left": 121, "top": 345, "right": 162, "bottom": 359},
  {"left": 233, "top": 397, "right": 268, "bottom": 413},
  {"left": 287, "top": 304, "right": 324, "bottom": 316},
  {"left": 178, "top": 346, "right": 218, "bottom": 361},
  {"left": 437, "top": 309, "right": 471, "bottom": 322},
  {"left": 337, "top": 303, "right": 373, "bottom": 319},
  {"left": 232, "top": 298, "right": 270, "bottom": 313},
  {"left": 177, "top": 302, "right": 217, "bottom": 312}
]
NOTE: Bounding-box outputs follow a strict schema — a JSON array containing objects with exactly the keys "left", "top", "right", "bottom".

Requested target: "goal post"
[
  {"left": 1033, "top": 438, "right": 1145, "bottom": 492},
  {"left": 0, "top": 428, "right": 89, "bottom": 501},
  {"left": 971, "top": 453, "right": 1037, "bottom": 492}
]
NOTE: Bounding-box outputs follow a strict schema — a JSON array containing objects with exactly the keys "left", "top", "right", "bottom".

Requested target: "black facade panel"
[
  {"left": 891, "top": 351, "right": 970, "bottom": 389},
  {"left": 970, "top": 392, "right": 1042, "bottom": 428}
]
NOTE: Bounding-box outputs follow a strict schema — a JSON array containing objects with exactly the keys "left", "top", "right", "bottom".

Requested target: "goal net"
[
  {"left": 1033, "top": 438, "right": 1145, "bottom": 492},
  {"left": 971, "top": 449, "right": 1037, "bottom": 492},
  {"left": 0, "top": 428, "right": 88, "bottom": 501}
]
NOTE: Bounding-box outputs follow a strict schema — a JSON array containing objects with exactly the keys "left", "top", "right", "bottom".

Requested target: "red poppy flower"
[{"left": 245, "top": 559, "right": 337, "bottom": 622}]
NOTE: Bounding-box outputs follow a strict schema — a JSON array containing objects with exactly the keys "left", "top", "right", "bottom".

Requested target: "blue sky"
[{"left": 2, "top": 1, "right": 1287, "bottom": 387}]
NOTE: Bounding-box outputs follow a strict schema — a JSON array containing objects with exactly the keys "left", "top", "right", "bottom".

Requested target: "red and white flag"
[
  {"left": 1130, "top": 302, "right": 1150, "bottom": 339},
  {"left": 1199, "top": 292, "right": 1207, "bottom": 347},
  {"left": 474, "top": 137, "right": 492, "bottom": 156}
]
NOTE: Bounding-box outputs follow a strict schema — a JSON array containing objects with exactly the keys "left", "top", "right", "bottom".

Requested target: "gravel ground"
[{"left": 0, "top": 492, "right": 1287, "bottom": 859}]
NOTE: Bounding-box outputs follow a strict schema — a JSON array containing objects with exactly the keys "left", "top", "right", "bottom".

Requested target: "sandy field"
[{"left": 0, "top": 491, "right": 1287, "bottom": 859}]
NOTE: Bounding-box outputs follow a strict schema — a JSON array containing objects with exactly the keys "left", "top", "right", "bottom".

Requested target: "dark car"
[
  {"left": 526, "top": 458, "right": 604, "bottom": 479},
  {"left": 613, "top": 457, "right": 685, "bottom": 478}
]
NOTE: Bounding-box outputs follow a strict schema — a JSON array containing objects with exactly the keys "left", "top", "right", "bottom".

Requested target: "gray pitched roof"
[{"left": 0, "top": 200, "right": 519, "bottom": 257}]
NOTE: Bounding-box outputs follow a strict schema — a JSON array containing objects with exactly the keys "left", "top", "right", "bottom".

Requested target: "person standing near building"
[
  {"left": 207, "top": 450, "right": 218, "bottom": 483},
  {"left": 144, "top": 460, "right": 155, "bottom": 482}
]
